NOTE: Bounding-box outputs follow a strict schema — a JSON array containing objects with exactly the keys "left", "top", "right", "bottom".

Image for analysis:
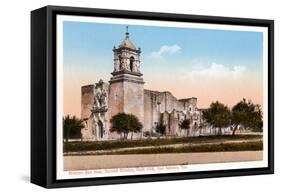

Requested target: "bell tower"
[
  {"left": 109, "top": 27, "right": 144, "bottom": 135},
  {"left": 112, "top": 26, "right": 142, "bottom": 75}
]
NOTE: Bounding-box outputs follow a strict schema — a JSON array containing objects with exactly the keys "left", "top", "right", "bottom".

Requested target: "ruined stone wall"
[
  {"left": 179, "top": 97, "right": 198, "bottom": 112},
  {"left": 170, "top": 110, "right": 180, "bottom": 136},
  {"left": 82, "top": 83, "right": 203, "bottom": 140},
  {"left": 81, "top": 85, "right": 94, "bottom": 120},
  {"left": 157, "top": 92, "right": 183, "bottom": 113},
  {"left": 81, "top": 85, "right": 94, "bottom": 140},
  {"left": 144, "top": 90, "right": 161, "bottom": 131},
  {"left": 144, "top": 90, "right": 153, "bottom": 131},
  {"left": 144, "top": 90, "right": 185, "bottom": 132},
  {"left": 162, "top": 111, "right": 170, "bottom": 135}
]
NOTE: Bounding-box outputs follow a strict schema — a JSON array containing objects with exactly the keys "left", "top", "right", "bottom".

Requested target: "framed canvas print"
[{"left": 31, "top": 5, "right": 274, "bottom": 188}]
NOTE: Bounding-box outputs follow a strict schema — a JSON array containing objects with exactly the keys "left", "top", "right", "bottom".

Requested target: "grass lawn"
[
  {"left": 64, "top": 134, "right": 262, "bottom": 153},
  {"left": 103, "top": 141, "right": 263, "bottom": 155}
]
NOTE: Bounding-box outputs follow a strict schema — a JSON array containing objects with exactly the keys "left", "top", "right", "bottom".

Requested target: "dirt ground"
[{"left": 64, "top": 151, "right": 263, "bottom": 171}]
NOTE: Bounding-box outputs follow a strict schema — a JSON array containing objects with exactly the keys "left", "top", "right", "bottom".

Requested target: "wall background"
[{"left": 0, "top": 0, "right": 279, "bottom": 193}]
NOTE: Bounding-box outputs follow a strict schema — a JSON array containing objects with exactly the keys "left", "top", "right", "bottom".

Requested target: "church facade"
[{"left": 81, "top": 30, "right": 203, "bottom": 141}]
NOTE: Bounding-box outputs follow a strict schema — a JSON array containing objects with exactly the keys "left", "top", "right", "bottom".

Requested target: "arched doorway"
[{"left": 98, "top": 120, "right": 103, "bottom": 139}]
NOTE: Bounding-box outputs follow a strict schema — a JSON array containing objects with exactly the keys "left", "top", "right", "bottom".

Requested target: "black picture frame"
[{"left": 31, "top": 5, "right": 274, "bottom": 188}]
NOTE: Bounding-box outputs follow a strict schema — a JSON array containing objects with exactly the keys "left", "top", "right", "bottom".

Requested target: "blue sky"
[
  {"left": 63, "top": 20, "right": 264, "bottom": 116},
  {"left": 63, "top": 21, "right": 263, "bottom": 72}
]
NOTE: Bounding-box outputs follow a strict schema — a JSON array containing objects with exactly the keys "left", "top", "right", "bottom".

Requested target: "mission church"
[{"left": 81, "top": 29, "right": 203, "bottom": 141}]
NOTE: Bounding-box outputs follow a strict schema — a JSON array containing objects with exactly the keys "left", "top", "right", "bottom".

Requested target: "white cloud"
[
  {"left": 150, "top": 45, "right": 181, "bottom": 59},
  {"left": 183, "top": 62, "right": 246, "bottom": 81}
]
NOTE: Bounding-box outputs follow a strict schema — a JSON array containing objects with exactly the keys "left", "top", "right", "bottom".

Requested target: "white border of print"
[{"left": 56, "top": 15, "right": 268, "bottom": 180}]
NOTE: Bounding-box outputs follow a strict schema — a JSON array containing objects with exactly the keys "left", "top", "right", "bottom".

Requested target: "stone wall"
[
  {"left": 81, "top": 85, "right": 94, "bottom": 120},
  {"left": 81, "top": 81, "right": 112, "bottom": 141},
  {"left": 144, "top": 90, "right": 184, "bottom": 132},
  {"left": 108, "top": 74, "right": 144, "bottom": 139},
  {"left": 108, "top": 81, "right": 124, "bottom": 121},
  {"left": 179, "top": 97, "right": 198, "bottom": 112},
  {"left": 123, "top": 80, "right": 144, "bottom": 127},
  {"left": 82, "top": 84, "right": 203, "bottom": 140},
  {"left": 158, "top": 91, "right": 183, "bottom": 113},
  {"left": 143, "top": 90, "right": 203, "bottom": 137},
  {"left": 81, "top": 85, "right": 94, "bottom": 140},
  {"left": 144, "top": 90, "right": 161, "bottom": 132},
  {"left": 92, "top": 81, "right": 110, "bottom": 141}
]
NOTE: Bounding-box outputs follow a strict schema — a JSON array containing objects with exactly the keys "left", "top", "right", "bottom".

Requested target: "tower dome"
[{"left": 118, "top": 28, "right": 137, "bottom": 50}]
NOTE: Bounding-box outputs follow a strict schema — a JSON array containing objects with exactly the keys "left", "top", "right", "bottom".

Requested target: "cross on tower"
[{"left": 125, "top": 26, "right": 129, "bottom": 38}]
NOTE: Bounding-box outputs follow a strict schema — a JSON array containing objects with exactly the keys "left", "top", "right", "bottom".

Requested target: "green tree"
[
  {"left": 231, "top": 99, "right": 263, "bottom": 135},
  {"left": 179, "top": 119, "right": 191, "bottom": 137},
  {"left": 203, "top": 101, "right": 231, "bottom": 135},
  {"left": 110, "top": 113, "right": 143, "bottom": 140},
  {"left": 63, "top": 115, "right": 84, "bottom": 142}
]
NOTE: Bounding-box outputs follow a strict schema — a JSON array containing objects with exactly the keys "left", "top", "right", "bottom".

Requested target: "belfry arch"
[{"left": 129, "top": 56, "right": 134, "bottom": 71}]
